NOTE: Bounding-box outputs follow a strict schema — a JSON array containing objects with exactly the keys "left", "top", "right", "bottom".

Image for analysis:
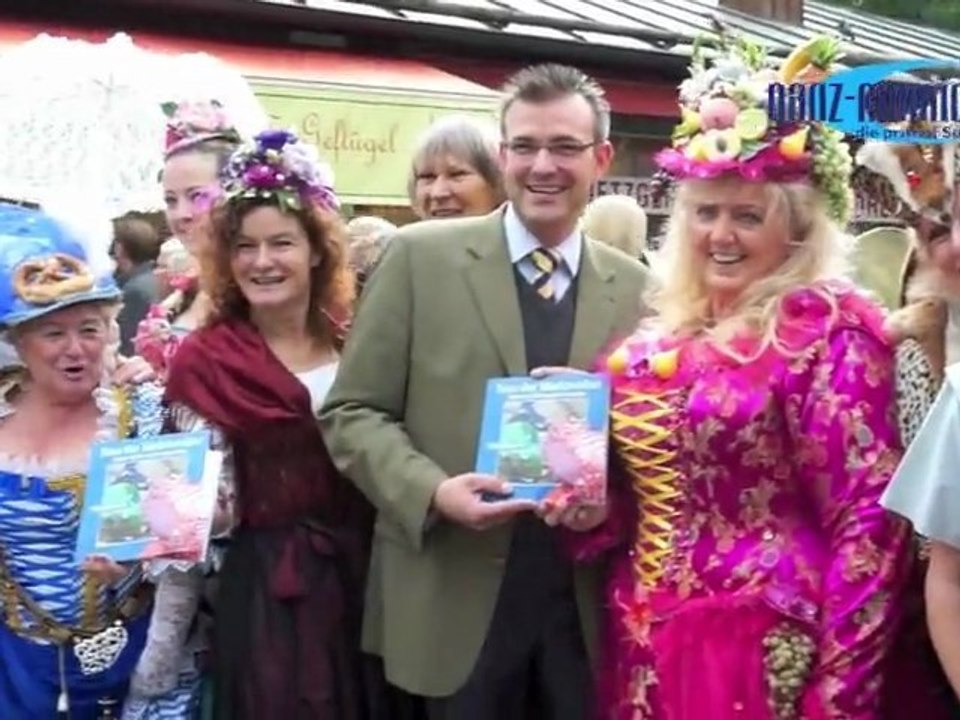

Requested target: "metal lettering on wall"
[{"left": 593, "top": 176, "right": 900, "bottom": 223}]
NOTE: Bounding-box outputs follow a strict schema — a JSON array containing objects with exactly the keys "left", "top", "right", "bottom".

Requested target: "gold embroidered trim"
[
  {"left": 0, "top": 383, "right": 141, "bottom": 641},
  {"left": 113, "top": 386, "right": 133, "bottom": 440},
  {"left": 1, "top": 577, "right": 22, "bottom": 633},
  {"left": 46, "top": 473, "right": 84, "bottom": 500},
  {"left": 0, "top": 544, "right": 149, "bottom": 643},
  {"left": 612, "top": 388, "right": 682, "bottom": 587}
]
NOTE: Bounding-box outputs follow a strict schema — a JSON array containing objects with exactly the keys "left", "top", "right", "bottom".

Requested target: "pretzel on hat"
[{"left": 13, "top": 253, "right": 95, "bottom": 305}]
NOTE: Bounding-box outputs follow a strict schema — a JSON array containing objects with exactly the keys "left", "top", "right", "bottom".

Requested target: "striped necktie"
[{"left": 528, "top": 247, "right": 560, "bottom": 301}]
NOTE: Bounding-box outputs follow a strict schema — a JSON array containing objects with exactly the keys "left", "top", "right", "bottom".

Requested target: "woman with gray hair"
[
  {"left": 408, "top": 115, "right": 505, "bottom": 220},
  {"left": 345, "top": 215, "right": 397, "bottom": 294}
]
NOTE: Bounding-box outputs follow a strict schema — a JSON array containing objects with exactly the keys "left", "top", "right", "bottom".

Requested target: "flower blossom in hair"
[
  {"left": 163, "top": 99, "right": 241, "bottom": 157},
  {"left": 222, "top": 129, "right": 339, "bottom": 212}
]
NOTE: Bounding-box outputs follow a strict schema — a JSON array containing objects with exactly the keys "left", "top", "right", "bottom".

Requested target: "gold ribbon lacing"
[{"left": 611, "top": 388, "right": 683, "bottom": 587}]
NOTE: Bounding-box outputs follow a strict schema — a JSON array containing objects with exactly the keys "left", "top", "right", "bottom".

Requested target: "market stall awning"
[
  {"left": 432, "top": 59, "right": 678, "bottom": 119},
  {"left": 0, "top": 21, "right": 497, "bottom": 99},
  {"left": 0, "top": 20, "right": 500, "bottom": 206}
]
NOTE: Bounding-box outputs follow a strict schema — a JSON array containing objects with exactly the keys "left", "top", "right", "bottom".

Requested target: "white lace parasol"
[
  {"left": 0, "top": 32, "right": 269, "bottom": 367},
  {"left": 0, "top": 32, "right": 269, "bottom": 219}
]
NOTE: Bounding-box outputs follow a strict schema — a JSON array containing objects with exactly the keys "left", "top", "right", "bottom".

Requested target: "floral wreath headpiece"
[
  {"left": 221, "top": 129, "right": 339, "bottom": 212},
  {"left": 654, "top": 32, "right": 854, "bottom": 225},
  {"left": 163, "top": 99, "right": 242, "bottom": 158}
]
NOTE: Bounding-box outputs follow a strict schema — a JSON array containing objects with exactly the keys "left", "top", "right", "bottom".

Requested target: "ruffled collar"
[{"left": 0, "top": 382, "right": 125, "bottom": 477}]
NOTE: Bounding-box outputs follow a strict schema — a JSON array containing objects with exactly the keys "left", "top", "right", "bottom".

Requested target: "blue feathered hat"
[{"left": 0, "top": 202, "right": 120, "bottom": 327}]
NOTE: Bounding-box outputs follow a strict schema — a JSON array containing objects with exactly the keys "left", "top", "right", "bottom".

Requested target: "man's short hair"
[
  {"left": 113, "top": 216, "right": 160, "bottom": 265},
  {"left": 500, "top": 63, "right": 611, "bottom": 142}
]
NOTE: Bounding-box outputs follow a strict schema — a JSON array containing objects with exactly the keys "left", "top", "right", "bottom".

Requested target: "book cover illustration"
[
  {"left": 475, "top": 373, "right": 610, "bottom": 504},
  {"left": 74, "top": 431, "right": 223, "bottom": 564}
]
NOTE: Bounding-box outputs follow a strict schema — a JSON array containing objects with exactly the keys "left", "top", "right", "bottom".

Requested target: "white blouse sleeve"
[
  {"left": 128, "top": 404, "right": 236, "bottom": 700},
  {"left": 143, "top": 404, "right": 236, "bottom": 580},
  {"left": 882, "top": 364, "right": 960, "bottom": 549},
  {"left": 168, "top": 403, "right": 236, "bottom": 540}
]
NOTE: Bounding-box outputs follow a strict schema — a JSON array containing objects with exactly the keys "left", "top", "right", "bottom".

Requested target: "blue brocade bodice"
[{"left": 0, "top": 382, "right": 164, "bottom": 720}]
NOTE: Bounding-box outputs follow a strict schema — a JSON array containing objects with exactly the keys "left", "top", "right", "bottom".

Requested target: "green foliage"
[{"left": 824, "top": 0, "right": 960, "bottom": 31}]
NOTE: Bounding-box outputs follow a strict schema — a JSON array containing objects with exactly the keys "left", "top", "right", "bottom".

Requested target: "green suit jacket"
[{"left": 319, "top": 208, "right": 648, "bottom": 697}]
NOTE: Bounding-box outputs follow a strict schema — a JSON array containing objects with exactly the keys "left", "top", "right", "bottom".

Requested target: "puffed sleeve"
[
  {"left": 129, "top": 404, "right": 235, "bottom": 699},
  {"left": 882, "top": 367, "right": 960, "bottom": 548},
  {"left": 787, "top": 326, "right": 912, "bottom": 720}
]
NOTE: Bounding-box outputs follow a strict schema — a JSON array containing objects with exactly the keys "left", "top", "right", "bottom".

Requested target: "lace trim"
[
  {"left": 0, "top": 382, "right": 149, "bottom": 643},
  {"left": 142, "top": 402, "right": 234, "bottom": 579},
  {"left": 131, "top": 402, "right": 234, "bottom": 700},
  {"left": 0, "top": 384, "right": 125, "bottom": 476}
]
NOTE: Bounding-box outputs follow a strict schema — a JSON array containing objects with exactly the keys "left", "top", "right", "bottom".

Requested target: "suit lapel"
[
  {"left": 463, "top": 210, "right": 527, "bottom": 375},
  {"left": 568, "top": 240, "right": 617, "bottom": 369}
]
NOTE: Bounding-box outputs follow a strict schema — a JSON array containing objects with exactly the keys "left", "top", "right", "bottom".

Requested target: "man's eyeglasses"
[{"left": 502, "top": 140, "right": 598, "bottom": 159}]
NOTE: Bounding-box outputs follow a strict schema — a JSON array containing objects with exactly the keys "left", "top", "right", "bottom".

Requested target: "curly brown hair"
[{"left": 203, "top": 197, "right": 355, "bottom": 348}]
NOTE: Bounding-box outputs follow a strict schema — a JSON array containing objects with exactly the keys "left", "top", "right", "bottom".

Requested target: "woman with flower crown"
[
  {"left": 130, "top": 128, "right": 373, "bottom": 720},
  {"left": 541, "top": 34, "right": 954, "bottom": 720},
  {"left": 0, "top": 201, "right": 166, "bottom": 719},
  {"left": 133, "top": 100, "right": 246, "bottom": 379}
]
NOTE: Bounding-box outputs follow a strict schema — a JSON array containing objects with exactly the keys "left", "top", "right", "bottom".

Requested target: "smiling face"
[
  {"left": 499, "top": 93, "right": 613, "bottom": 246},
  {"left": 163, "top": 150, "right": 221, "bottom": 255},
  {"left": 685, "top": 180, "right": 792, "bottom": 314},
  {"left": 13, "top": 303, "right": 109, "bottom": 404},
  {"left": 230, "top": 205, "right": 317, "bottom": 317},
  {"left": 412, "top": 153, "right": 500, "bottom": 219}
]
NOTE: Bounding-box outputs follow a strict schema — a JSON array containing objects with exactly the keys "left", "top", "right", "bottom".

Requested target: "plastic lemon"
[
  {"left": 650, "top": 349, "right": 679, "bottom": 380},
  {"left": 672, "top": 107, "right": 701, "bottom": 141},
  {"left": 734, "top": 108, "right": 769, "bottom": 141},
  {"left": 778, "top": 127, "right": 809, "bottom": 160},
  {"left": 606, "top": 345, "right": 630, "bottom": 375},
  {"left": 685, "top": 134, "right": 710, "bottom": 161}
]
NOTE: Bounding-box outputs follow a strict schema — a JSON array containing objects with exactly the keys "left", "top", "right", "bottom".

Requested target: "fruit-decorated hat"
[
  {"left": 163, "top": 99, "right": 242, "bottom": 159},
  {"left": 0, "top": 202, "right": 120, "bottom": 327},
  {"left": 655, "top": 32, "right": 854, "bottom": 224}
]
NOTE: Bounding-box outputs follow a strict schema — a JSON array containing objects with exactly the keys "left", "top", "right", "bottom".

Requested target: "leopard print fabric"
[{"left": 896, "top": 337, "right": 940, "bottom": 449}]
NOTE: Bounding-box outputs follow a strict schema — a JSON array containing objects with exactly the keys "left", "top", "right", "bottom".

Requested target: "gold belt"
[{"left": 0, "top": 547, "right": 151, "bottom": 644}]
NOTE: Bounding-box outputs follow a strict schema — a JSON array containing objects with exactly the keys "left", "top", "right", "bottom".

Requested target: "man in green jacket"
[{"left": 319, "top": 63, "right": 648, "bottom": 720}]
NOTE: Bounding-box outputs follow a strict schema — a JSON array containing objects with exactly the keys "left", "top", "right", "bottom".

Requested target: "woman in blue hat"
[{"left": 0, "top": 201, "right": 164, "bottom": 719}]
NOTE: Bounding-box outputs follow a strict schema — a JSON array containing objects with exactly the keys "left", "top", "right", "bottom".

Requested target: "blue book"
[
  {"left": 75, "top": 431, "right": 223, "bottom": 564},
  {"left": 475, "top": 373, "right": 610, "bottom": 503}
]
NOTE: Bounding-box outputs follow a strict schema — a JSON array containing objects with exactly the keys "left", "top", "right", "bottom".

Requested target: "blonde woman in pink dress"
[{"left": 549, "top": 33, "right": 953, "bottom": 720}]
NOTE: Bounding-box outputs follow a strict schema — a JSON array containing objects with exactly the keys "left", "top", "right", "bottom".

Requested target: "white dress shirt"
[{"left": 503, "top": 203, "right": 582, "bottom": 302}]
